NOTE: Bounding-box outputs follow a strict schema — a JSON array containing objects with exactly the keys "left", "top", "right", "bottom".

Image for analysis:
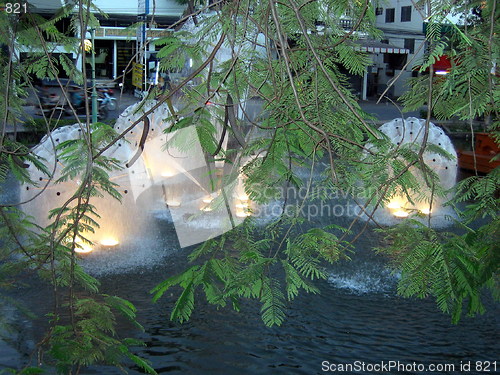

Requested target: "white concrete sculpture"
[
  {"left": 359, "top": 117, "right": 458, "bottom": 226},
  {"left": 20, "top": 100, "right": 252, "bottom": 252}
]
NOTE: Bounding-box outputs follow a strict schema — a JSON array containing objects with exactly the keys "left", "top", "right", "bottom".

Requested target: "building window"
[
  {"left": 404, "top": 38, "right": 415, "bottom": 53},
  {"left": 376, "top": 7, "right": 383, "bottom": 15},
  {"left": 401, "top": 6, "right": 412, "bottom": 22},
  {"left": 386, "top": 8, "right": 395, "bottom": 23},
  {"left": 384, "top": 54, "right": 407, "bottom": 71}
]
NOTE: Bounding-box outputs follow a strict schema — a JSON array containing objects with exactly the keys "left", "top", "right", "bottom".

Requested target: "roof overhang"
[
  {"left": 28, "top": 0, "right": 64, "bottom": 12},
  {"left": 354, "top": 39, "right": 410, "bottom": 54}
]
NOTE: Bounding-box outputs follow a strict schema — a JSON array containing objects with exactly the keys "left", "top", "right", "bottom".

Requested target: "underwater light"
[
  {"left": 73, "top": 237, "right": 93, "bottom": 253},
  {"left": 202, "top": 196, "right": 214, "bottom": 204},
  {"left": 387, "top": 201, "right": 401, "bottom": 209},
  {"left": 74, "top": 243, "right": 93, "bottom": 254},
  {"left": 203, "top": 192, "right": 220, "bottom": 204},
  {"left": 161, "top": 171, "right": 174, "bottom": 177},
  {"left": 393, "top": 210, "right": 409, "bottom": 218},
  {"left": 166, "top": 200, "right": 181, "bottom": 207},
  {"left": 236, "top": 210, "right": 251, "bottom": 218},
  {"left": 100, "top": 238, "right": 119, "bottom": 247}
]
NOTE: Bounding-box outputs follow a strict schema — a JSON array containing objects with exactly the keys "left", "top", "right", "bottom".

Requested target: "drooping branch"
[{"left": 94, "top": 31, "right": 228, "bottom": 160}]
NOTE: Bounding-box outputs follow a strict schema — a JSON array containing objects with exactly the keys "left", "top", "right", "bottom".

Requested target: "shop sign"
[{"left": 132, "top": 63, "right": 144, "bottom": 88}]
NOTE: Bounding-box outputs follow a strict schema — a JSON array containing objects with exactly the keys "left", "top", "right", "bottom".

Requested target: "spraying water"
[{"left": 357, "top": 117, "right": 458, "bottom": 227}]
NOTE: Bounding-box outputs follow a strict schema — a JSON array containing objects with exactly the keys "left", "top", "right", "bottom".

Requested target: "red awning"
[{"left": 433, "top": 55, "right": 452, "bottom": 72}]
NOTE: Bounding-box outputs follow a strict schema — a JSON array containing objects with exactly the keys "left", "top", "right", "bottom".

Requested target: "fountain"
[
  {"left": 19, "top": 11, "right": 269, "bottom": 258},
  {"left": 20, "top": 113, "right": 458, "bottom": 271},
  {"left": 357, "top": 117, "right": 458, "bottom": 227},
  {"left": 21, "top": 15, "right": 459, "bottom": 269},
  {"left": 20, "top": 100, "right": 256, "bottom": 268}
]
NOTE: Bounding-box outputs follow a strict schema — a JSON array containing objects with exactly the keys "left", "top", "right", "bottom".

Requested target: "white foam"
[
  {"left": 328, "top": 268, "right": 399, "bottom": 295},
  {"left": 79, "top": 236, "right": 175, "bottom": 276}
]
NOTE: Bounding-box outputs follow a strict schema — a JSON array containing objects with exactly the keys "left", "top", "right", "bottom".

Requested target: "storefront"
[
  {"left": 76, "top": 26, "right": 171, "bottom": 90},
  {"left": 355, "top": 39, "right": 411, "bottom": 100}
]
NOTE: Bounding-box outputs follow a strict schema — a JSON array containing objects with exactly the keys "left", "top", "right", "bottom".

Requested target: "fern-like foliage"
[
  {"left": 377, "top": 218, "right": 498, "bottom": 323},
  {"left": 453, "top": 166, "right": 500, "bottom": 222},
  {"left": 260, "top": 277, "right": 286, "bottom": 326},
  {"left": 151, "top": 0, "right": 499, "bottom": 328},
  {"left": 151, "top": 218, "right": 351, "bottom": 327},
  {"left": 1, "top": 0, "right": 498, "bottom": 372},
  {"left": 48, "top": 295, "right": 156, "bottom": 374}
]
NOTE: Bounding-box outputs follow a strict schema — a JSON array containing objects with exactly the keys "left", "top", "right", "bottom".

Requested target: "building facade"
[
  {"left": 371, "top": 0, "right": 427, "bottom": 98},
  {"left": 25, "top": 0, "right": 428, "bottom": 97},
  {"left": 26, "top": 0, "right": 185, "bottom": 88}
]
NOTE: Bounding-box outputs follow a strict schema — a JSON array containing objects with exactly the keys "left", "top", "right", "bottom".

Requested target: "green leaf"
[{"left": 260, "top": 277, "right": 286, "bottom": 327}]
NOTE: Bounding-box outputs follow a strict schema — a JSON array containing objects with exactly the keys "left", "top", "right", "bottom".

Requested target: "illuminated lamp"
[
  {"left": 393, "top": 210, "right": 409, "bottom": 218},
  {"left": 166, "top": 200, "right": 181, "bottom": 207},
  {"left": 420, "top": 207, "right": 432, "bottom": 215},
  {"left": 100, "top": 238, "right": 119, "bottom": 247},
  {"left": 387, "top": 201, "right": 401, "bottom": 209}
]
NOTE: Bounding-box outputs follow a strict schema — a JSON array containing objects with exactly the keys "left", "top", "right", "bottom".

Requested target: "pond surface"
[
  {"left": 85, "top": 255, "right": 499, "bottom": 375},
  {"left": 0, "top": 176, "right": 498, "bottom": 375}
]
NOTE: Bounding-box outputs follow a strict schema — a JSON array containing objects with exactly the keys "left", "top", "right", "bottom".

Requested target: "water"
[
  {"left": 1, "top": 206, "right": 498, "bottom": 374},
  {"left": 2, "top": 134, "right": 499, "bottom": 374},
  {"left": 83, "top": 254, "right": 498, "bottom": 375}
]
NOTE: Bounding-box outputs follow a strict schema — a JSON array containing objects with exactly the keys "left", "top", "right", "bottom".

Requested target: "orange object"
[{"left": 457, "top": 133, "right": 500, "bottom": 173}]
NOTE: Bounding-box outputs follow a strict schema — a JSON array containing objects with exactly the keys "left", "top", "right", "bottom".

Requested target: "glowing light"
[
  {"left": 387, "top": 201, "right": 401, "bottom": 209},
  {"left": 435, "top": 70, "right": 449, "bottom": 75},
  {"left": 393, "top": 210, "right": 409, "bottom": 218},
  {"left": 73, "top": 237, "right": 93, "bottom": 253},
  {"left": 238, "top": 194, "right": 249, "bottom": 201},
  {"left": 166, "top": 200, "right": 181, "bottom": 207},
  {"left": 236, "top": 202, "right": 249, "bottom": 209},
  {"left": 420, "top": 207, "right": 432, "bottom": 215},
  {"left": 201, "top": 206, "right": 212, "bottom": 212},
  {"left": 203, "top": 192, "right": 219, "bottom": 204},
  {"left": 100, "top": 238, "right": 119, "bottom": 247},
  {"left": 202, "top": 196, "right": 214, "bottom": 204},
  {"left": 236, "top": 210, "right": 251, "bottom": 218},
  {"left": 161, "top": 171, "right": 174, "bottom": 177},
  {"left": 74, "top": 243, "right": 93, "bottom": 253}
]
